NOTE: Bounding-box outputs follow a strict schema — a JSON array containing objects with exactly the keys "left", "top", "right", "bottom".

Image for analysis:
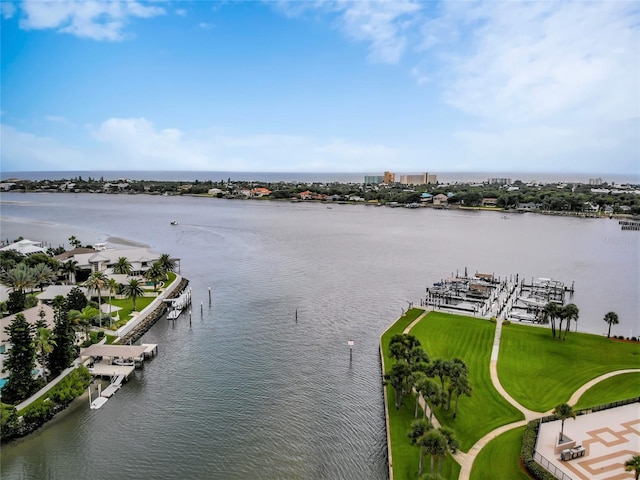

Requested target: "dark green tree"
[
  {"left": 408, "top": 418, "right": 433, "bottom": 475},
  {"left": 384, "top": 361, "right": 413, "bottom": 409},
  {"left": 2, "top": 313, "right": 38, "bottom": 404},
  {"left": 48, "top": 296, "right": 76, "bottom": 377},
  {"left": 603, "top": 311, "right": 619, "bottom": 338},
  {"left": 145, "top": 262, "right": 166, "bottom": 291},
  {"left": 66, "top": 286, "right": 88, "bottom": 311},
  {"left": 562, "top": 303, "right": 579, "bottom": 339},
  {"left": 157, "top": 253, "right": 176, "bottom": 273},
  {"left": 122, "top": 278, "right": 144, "bottom": 311},
  {"left": 624, "top": 455, "right": 640, "bottom": 480},
  {"left": 553, "top": 403, "right": 576, "bottom": 442}
]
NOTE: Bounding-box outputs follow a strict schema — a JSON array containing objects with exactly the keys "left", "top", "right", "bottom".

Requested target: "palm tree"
[
  {"left": 384, "top": 361, "right": 413, "bottom": 409},
  {"left": 145, "top": 262, "right": 166, "bottom": 291},
  {"left": 34, "top": 327, "right": 56, "bottom": 382},
  {"left": 553, "top": 403, "right": 576, "bottom": 443},
  {"left": 420, "top": 378, "right": 445, "bottom": 422},
  {"left": 0, "top": 263, "right": 37, "bottom": 294},
  {"left": 105, "top": 278, "right": 120, "bottom": 326},
  {"left": 451, "top": 374, "right": 472, "bottom": 419},
  {"left": 122, "top": 278, "right": 144, "bottom": 311},
  {"left": 603, "top": 311, "right": 619, "bottom": 338},
  {"left": 542, "top": 302, "right": 561, "bottom": 338},
  {"left": 68, "top": 306, "right": 99, "bottom": 342},
  {"left": 85, "top": 272, "right": 107, "bottom": 327},
  {"left": 436, "top": 427, "right": 458, "bottom": 475},
  {"left": 624, "top": 455, "right": 640, "bottom": 480},
  {"left": 422, "top": 429, "right": 447, "bottom": 476},
  {"left": 408, "top": 418, "right": 433, "bottom": 476},
  {"left": 31, "top": 263, "right": 56, "bottom": 291},
  {"left": 157, "top": 253, "right": 176, "bottom": 273},
  {"left": 113, "top": 257, "right": 133, "bottom": 276},
  {"left": 68, "top": 236, "right": 82, "bottom": 248},
  {"left": 426, "top": 358, "right": 451, "bottom": 391},
  {"left": 61, "top": 260, "right": 78, "bottom": 285},
  {"left": 562, "top": 304, "right": 579, "bottom": 339}
]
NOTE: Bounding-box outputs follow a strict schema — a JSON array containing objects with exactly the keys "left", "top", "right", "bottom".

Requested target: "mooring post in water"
[
  {"left": 295, "top": 308, "right": 298, "bottom": 323},
  {"left": 189, "top": 310, "right": 192, "bottom": 324},
  {"left": 201, "top": 301, "right": 203, "bottom": 317},
  {"left": 208, "top": 287, "right": 211, "bottom": 305},
  {"left": 348, "top": 340, "right": 354, "bottom": 362}
]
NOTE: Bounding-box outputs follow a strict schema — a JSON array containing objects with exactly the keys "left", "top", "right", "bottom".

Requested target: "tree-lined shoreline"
[{"left": 2, "top": 176, "right": 640, "bottom": 215}]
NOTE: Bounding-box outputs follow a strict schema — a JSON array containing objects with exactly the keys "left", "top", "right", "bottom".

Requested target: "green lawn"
[
  {"left": 107, "top": 296, "right": 155, "bottom": 323},
  {"left": 498, "top": 324, "right": 640, "bottom": 411},
  {"left": 381, "top": 309, "right": 461, "bottom": 480},
  {"left": 574, "top": 372, "right": 640, "bottom": 409},
  {"left": 410, "top": 312, "right": 524, "bottom": 451},
  {"left": 470, "top": 426, "right": 530, "bottom": 480}
]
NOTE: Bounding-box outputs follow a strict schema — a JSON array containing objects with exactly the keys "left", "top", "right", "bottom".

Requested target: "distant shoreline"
[{"left": 3, "top": 170, "right": 640, "bottom": 185}]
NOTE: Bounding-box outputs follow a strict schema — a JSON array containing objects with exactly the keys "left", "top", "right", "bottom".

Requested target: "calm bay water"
[{"left": 0, "top": 192, "right": 638, "bottom": 480}]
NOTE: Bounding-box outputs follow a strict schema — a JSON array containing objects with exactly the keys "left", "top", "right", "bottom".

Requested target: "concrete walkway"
[{"left": 403, "top": 310, "right": 640, "bottom": 480}]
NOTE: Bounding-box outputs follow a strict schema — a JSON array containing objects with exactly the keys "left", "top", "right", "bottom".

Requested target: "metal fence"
[
  {"left": 533, "top": 397, "right": 639, "bottom": 480},
  {"left": 534, "top": 452, "right": 573, "bottom": 480}
]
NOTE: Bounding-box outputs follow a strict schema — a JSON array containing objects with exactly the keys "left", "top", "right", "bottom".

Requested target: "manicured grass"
[
  {"left": 470, "top": 426, "right": 530, "bottom": 480},
  {"left": 498, "top": 324, "right": 640, "bottom": 411},
  {"left": 574, "top": 372, "right": 640, "bottom": 409},
  {"left": 108, "top": 296, "right": 155, "bottom": 322},
  {"left": 410, "top": 312, "right": 524, "bottom": 451},
  {"left": 381, "top": 309, "right": 461, "bottom": 480}
]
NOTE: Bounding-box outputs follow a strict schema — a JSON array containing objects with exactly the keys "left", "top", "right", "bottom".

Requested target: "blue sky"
[{"left": 1, "top": 0, "right": 639, "bottom": 174}]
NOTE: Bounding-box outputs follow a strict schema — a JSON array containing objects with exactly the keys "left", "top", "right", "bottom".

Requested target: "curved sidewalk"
[{"left": 405, "top": 310, "right": 640, "bottom": 480}]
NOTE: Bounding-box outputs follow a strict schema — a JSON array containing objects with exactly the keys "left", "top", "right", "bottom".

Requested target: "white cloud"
[
  {"left": 1, "top": 118, "right": 409, "bottom": 172},
  {"left": 1, "top": 2, "right": 16, "bottom": 19},
  {"left": 335, "top": 0, "right": 421, "bottom": 64},
  {"left": 0, "top": 124, "right": 86, "bottom": 170},
  {"left": 175, "top": 8, "right": 187, "bottom": 17},
  {"left": 18, "top": 0, "right": 165, "bottom": 41},
  {"left": 422, "top": 1, "right": 640, "bottom": 125},
  {"left": 273, "top": 0, "right": 422, "bottom": 64}
]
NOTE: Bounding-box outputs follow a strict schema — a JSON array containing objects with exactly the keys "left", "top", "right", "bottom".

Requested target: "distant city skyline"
[{"left": 1, "top": 1, "right": 639, "bottom": 175}]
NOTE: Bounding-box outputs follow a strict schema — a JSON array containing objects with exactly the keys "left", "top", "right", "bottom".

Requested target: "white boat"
[
  {"left": 517, "top": 296, "right": 548, "bottom": 308},
  {"left": 170, "top": 220, "right": 178, "bottom": 225}
]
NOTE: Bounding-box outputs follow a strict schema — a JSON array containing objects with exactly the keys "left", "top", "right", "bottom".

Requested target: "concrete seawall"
[{"left": 118, "top": 275, "right": 190, "bottom": 345}]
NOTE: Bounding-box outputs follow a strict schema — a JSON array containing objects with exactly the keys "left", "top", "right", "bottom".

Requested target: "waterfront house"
[
  {"left": 0, "top": 239, "right": 46, "bottom": 256},
  {"left": 250, "top": 187, "right": 272, "bottom": 197},
  {"left": 38, "top": 285, "right": 89, "bottom": 304},
  {"left": 433, "top": 194, "right": 448, "bottom": 205},
  {"left": 69, "top": 247, "right": 165, "bottom": 276},
  {"left": 517, "top": 202, "right": 539, "bottom": 212},
  {"left": 482, "top": 197, "right": 498, "bottom": 207},
  {"left": 299, "top": 190, "right": 313, "bottom": 200}
]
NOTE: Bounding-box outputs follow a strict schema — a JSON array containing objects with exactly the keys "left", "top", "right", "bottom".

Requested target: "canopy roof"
[{"left": 81, "top": 344, "right": 147, "bottom": 359}]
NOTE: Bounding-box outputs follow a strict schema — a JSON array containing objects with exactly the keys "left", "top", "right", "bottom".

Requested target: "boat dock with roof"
[
  {"left": 83, "top": 343, "right": 158, "bottom": 409},
  {"left": 423, "top": 268, "right": 574, "bottom": 323}
]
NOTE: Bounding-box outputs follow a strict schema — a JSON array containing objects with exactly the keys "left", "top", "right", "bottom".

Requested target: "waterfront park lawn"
[
  {"left": 574, "top": 372, "right": 640, "bottom": 409},
  {"left": 381, "top": 309, "right": 640, "bottom": 480},
  {"left": 470, "top": 426, "right": 530, "bottom": 480},
  {"left": 409, "top": 312, "right": 523, "bottom": 451},
  {"left": 497, "top": 323, "right": 640, "bottom": 412},
  {"left": 381, "top": 309, "right": 460, "bottom": 480}
]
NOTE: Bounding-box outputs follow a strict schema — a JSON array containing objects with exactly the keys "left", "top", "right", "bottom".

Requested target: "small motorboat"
[{"left": 170, "top": 220, "right": 178, "bottom": 225}]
